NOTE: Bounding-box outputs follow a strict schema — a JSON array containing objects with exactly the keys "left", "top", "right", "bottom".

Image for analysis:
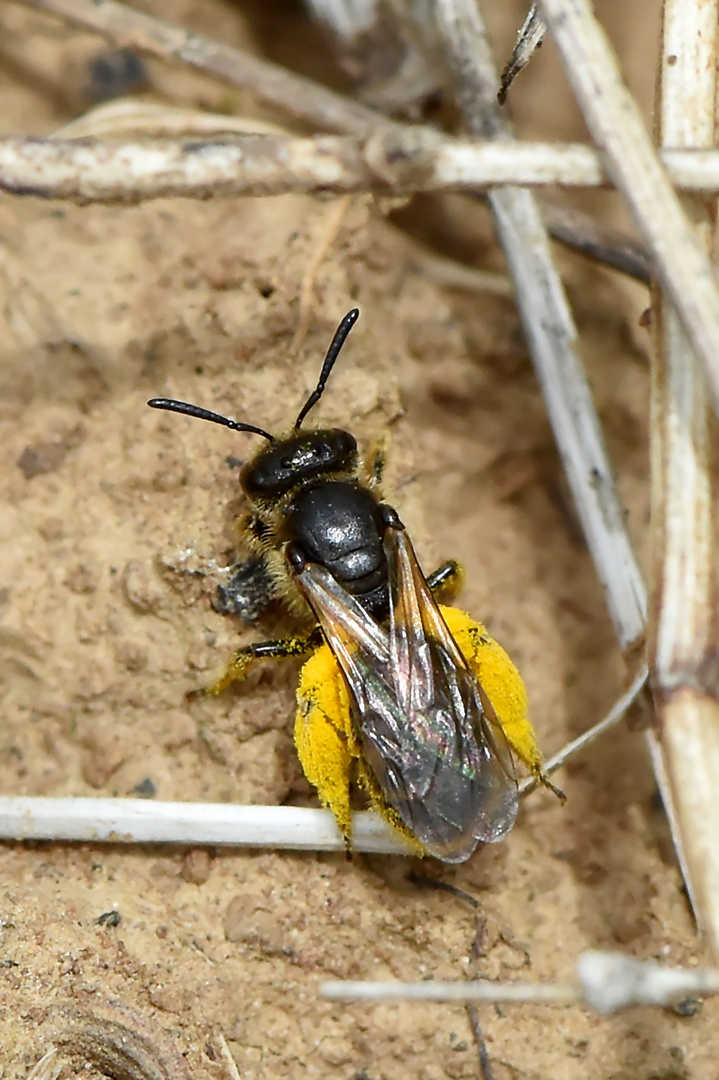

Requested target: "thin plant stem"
[
  {"left": 648, "top": 0, "right": 719, "bottom": 960},
  {"left": 6, "top": 133, "right": 719, "bottom": 203},
  {"left": 536, "top": 0, "right": 719, "bottom": 420},
  {"left": 433, "top": 0, "right": 647, "bottom": 650},
  {"left": 321, "top": 949, "right": 719, "bottom": 1011},
  {"left": 518, "top": 666, "right": 648, "bottom": 798}
]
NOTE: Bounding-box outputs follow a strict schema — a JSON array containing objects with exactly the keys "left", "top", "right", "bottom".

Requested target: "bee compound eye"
[{"left": 286, "top": 542, "right": 307, "bottom": 575}]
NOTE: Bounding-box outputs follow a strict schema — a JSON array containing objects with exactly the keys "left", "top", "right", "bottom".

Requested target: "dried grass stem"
[
  {"left": 322, "top": 949, "right": 719, "bottom": 1013},
  {"left": 8, "top": 132, "right": 719, "bottom": 204},
  {"left": 648, "top": 0, "right": 719, "bottom": 959},
  {"left": 537, "top": 0, "right": 719, "bottom": 421},
  {"left": 435, "top": 0, "right": 647, "bottom": 652}
]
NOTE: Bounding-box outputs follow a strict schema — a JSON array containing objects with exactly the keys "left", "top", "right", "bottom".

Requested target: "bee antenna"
[
  {"left": 294, "top": 308, "right": 360, "bottom": 429},
  {"left": 147, "top": 398, "right": 274, "bottom": 442}
]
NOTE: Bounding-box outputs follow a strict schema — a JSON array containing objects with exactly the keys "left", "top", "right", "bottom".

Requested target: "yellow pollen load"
[{"left": 294, "top": 604, "right": 544, "bottom": 853}]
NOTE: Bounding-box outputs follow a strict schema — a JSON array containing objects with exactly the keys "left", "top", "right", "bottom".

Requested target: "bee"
[{"left": 148, "top": 309, "right": 557, "bottom": 862}]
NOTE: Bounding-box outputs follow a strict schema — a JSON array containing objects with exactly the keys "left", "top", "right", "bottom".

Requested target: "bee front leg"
[
  {"left": 214, "top": 555, "right": 275, "bottom": 623},
  {"left": 195, "top": 629, "right": 322, "bottom": 698}
]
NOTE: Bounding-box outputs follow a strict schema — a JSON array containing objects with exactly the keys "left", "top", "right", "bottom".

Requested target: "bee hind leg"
[
  {"left": 295, "top": 646, "right": 356, "bottom": 848},
  {"left": 427, "top": 559, "right": 465, "bottom": 603},
  {"left": 535, "top": 770, "right": 567, "bottom": 803},
  {"left": 296, "top": 645, "right": 426, "bottom": 857},
  {"left": 194, "top": 628, "right": 322, "bottom": 698}
]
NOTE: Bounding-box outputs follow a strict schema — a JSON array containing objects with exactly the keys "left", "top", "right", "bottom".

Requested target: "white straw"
[
  {"left": 321, "top": 949, "right": 719, "bottom": 1012},
  {"left": 8, "top": 136, "right": 719, "bottom": 203},
  {"left": 0, "top": 800, "right": 414, "bottom": 854},
  {"left": 0, "top": 676, "right": 645, "bottom": 851},
  {"left": 536, "top": 0, "right": 719, "bottom": 419}
]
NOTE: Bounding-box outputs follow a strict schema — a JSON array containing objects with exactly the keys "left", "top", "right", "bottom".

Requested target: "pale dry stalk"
[
  {"left": 25, "top": 1051, "right": 62, "bottom": 1080},
  {"left": 518, "top": 668, "right": 648, "bottom": 798},
  {"left": 536, "top": 0, "right": 719, "bottom": 424},
  {"left": 322, "top": 949, "right": 719, "bottom": 1012},
  {"left": 10, "top": 133, "right": 719, "bottom": 203},
  {"left": 498, "top": 3, "right": 545, "bottom": 103},
  {"left": 6, "top": 0, "right": 653, "bottom": 280},
  {"left": 216, "top": 1034, "right": 241, "bottom": 1080},
  {"left": 433, "top": 0, "right": 647, "bottom": 649},
  {"left": 649, "top": 0, "right": 719, "bottom": 960},
  {"left": 0, "top": 799, "right": 415, "bottom": 853}
]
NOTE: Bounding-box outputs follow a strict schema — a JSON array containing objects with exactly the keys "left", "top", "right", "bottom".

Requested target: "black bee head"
[{"left": 240, "top": 428, "right": 358, "bottom": 499}]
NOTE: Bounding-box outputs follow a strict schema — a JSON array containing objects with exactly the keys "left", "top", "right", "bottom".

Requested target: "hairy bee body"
[{"left": 148, "top": 309, "right": 554, "bottom": 862}]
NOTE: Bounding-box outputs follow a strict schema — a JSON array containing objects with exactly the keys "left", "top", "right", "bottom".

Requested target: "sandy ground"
[{"left": 3, "top": 1, "right": 718, "bottom": 1078}]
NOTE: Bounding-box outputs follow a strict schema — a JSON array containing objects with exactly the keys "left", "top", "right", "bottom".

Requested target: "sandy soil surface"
[{"left": 3, "top": 1, "right": 718, "bottom": 1078}]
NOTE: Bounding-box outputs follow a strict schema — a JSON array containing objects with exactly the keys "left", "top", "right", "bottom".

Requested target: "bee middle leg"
[
  {"left": 196, "top": 628, "right": 323, "bottom": 697},
  {"left": 427, "top": 559, "right": 465, "bottom": 603}
]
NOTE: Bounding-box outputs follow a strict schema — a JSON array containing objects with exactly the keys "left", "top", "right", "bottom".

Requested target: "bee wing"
[
  {"left": 291, "top": 560, "right": 391, "bottom": 673},
  {"left": 378, "top": 526, "right": 519, "bottom": 859},
  {"left": 293, "top": 527, "right": 519, "bottom": 863}
]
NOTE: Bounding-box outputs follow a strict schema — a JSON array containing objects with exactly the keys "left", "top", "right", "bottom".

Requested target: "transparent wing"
[
  {"left": 383, "top": 526, "right": 519, "bottom": 857},
  {"left": 293, "top": 525, "right": 519, "bottom": 863}
]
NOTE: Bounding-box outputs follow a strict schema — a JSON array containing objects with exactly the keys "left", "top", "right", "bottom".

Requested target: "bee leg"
[
  {"left": 213, "top": 555, "right": 275, "bottom": 623},
  {"left": 450, "top": 612, "right": 564, "bottom": 803},
  {"left": 295, "top": 646, "right": 357, "bottom": 850},
  {"left": 427, "top": 560, "right": 465, "bottom": 603},
  {"left": 536, "top": 771, "right": 567, "bottom": 803},
  {"left": 297, "top": 643, "right": 426, "bottom": 857},
  {"left": 355, "top": 758, "right": 425, "bottom": 857},
  {"left": 196, "top": 628, "right": 322, "bottom": 698},
  {"left": 442, "top": 605, "right": 548, "bottom": 779}
]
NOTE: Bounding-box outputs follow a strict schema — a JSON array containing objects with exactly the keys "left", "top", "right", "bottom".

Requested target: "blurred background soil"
[{"left": 2, "top": 1, "right": 718, "bottom": 1078}]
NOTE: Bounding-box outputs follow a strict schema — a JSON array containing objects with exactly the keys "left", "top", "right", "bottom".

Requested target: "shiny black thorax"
[
  {"left": 282, "top": 480, "right": 389, "bottom": 616},
  {"left": 241, "top": 428, "right": 391, "bottom": 619}
]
